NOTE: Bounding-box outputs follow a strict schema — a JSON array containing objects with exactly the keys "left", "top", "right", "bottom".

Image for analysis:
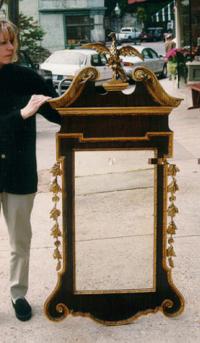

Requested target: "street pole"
[
  {"left": 188, "top": 0, "right": 192, "bottom": 54},
  {"left": 8, "top": 0, "right": 19, "bottom": 26},
  {"left": 114, "top": 2, "right": 121, "bottom": 33},
  {"left": 174, "top": 0, "right": 181, "bottom": 48},
  {"left": 0, "top": 0, "right": 4, "bottom": 10}
]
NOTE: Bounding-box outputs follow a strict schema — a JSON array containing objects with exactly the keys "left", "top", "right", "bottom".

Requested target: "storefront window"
[
  {"left": 180, "top": 0, "right": 200, "bottom": 47},
  {"left": 65, "top": 15, "right": 93, "bottom": 46},
  {"left": 191, "top": 0, "right": 200, "bottom": 46},
  {"left": 179, "top": 0, "right": 189, "bottom": 46}
]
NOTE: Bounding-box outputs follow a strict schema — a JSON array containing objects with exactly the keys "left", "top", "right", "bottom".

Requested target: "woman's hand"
[{"left": 20, "top": 94, "right": 51, "bottom": 119}]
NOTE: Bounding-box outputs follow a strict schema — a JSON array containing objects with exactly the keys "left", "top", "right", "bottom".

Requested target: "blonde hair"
[{"left": 0, "top": 19, "right": 18, "bottom": 61}]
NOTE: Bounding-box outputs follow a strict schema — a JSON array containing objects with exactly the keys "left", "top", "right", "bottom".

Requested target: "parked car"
[
  {"left": 121, "top": 45, "right": 167, "bottom": 82},
  {"left": 140, "top": 27, "right": 164, "bottom": 42},
  {"left": 18, "top": 49, "right": 38, "bottom": 70},
  {"left": 40, "top": 49, "right": 113, "bottom": 93},
  {"left": 116, "top": 27, "right": 141, "bottom": 43},
  {"left": 17, "top": 49, "right": 53, "bottom": 88}
]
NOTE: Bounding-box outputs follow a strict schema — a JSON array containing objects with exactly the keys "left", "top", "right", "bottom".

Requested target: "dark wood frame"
[{"left": 45, "top": 66, "right": 184, "bottom": 324}]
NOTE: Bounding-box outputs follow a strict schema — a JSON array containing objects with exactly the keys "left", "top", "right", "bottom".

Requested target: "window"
[
  {"left": 91, "top": 54, "right": 100, "bottom": 66},
  {"left": 65, "top": 15, "right": 93, "bottom": 46},
  {"left": 148, "top": 49, "right": 158, "bottom": 59},
  {"left": 142, "top": 49, "right": 152, "bottom": 59},
  {"left": 91, "top": 54, "right": 108, "bottom": 67},
  {"left": 100, "top": 54, "right": 108, "bottom": 66}
]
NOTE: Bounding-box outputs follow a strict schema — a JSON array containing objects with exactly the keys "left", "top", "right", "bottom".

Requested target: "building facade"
[
  {"left": 19, "top": 0, "right": 105, "bottom": 51},
  {"left": 19, "top": 0, "right": 39, "bottom": 20},
  {"left": 17, "top": 1, "right": 200, "bottom": 52},
  {"left": 37, "top": 0, "right": 105, "bottom": 51},
  {"left": 171, "top": 0, "right": 200, "bottom": 49}
]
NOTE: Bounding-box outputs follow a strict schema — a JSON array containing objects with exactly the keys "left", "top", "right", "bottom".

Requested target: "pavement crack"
[
  {"left": 76, "top": 233, "right": 153, "bottom": 243},
  {"left": 75, "top": 168, "right": 154, "bottom": 179},
  {"left": 77, "top": 185, "right": 154, "bottom": 196}
]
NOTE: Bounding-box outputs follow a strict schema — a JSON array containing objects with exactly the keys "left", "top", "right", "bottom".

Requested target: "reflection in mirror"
[{"left": 74, "top": 150, "right": 155, "bottom": 293}]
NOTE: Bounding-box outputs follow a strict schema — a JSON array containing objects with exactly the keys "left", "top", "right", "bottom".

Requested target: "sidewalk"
[{"left": 0, "top": 79, "right": 200, "bottom": 343}]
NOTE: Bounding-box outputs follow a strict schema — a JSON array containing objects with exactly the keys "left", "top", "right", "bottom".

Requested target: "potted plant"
[{"left": 166, "top": 48, "right": 190, "bottom": 87}]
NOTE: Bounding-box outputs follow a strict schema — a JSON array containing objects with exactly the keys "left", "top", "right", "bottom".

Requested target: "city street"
[
  {"left": 142, "top": 41, "right": 165, "bottom": 55},
  {"left": 0, "top": 77, "right": 200, "bottom": 342}
]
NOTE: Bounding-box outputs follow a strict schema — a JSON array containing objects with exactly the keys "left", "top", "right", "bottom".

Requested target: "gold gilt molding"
[
  {"left": 162, "top": 161, "right": 185, "bottom": 316},
  {"left": 132, "top": 66, "right": 182, "bottom": 107},
  {"left": 57, "top": 106, "right": 173, "bottom": 116},
  {"left": 45, "top": 299, "right": 182, "bottom": 325},
  {"left": 48, "top": 67, "right": 99, "bottom": 109},
  {"left": 48, "top": 65, "right": 182, "bottom": 110},
  {"left": 56, "top": 131, "right": 173, "bottom": 158},
  {"left": 49, "top": 161, "right": 63, "bottom": 271},
  {"left": 166, "top": 163, "right": 180, "bottom": 268}
]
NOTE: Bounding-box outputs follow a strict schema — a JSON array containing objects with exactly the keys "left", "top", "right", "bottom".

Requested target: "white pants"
[{"left": 0, "top": 192, "right": 35, "bottom": 301}]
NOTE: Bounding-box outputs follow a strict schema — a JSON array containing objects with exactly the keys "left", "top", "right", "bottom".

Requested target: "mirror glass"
[{"left": 74, "top": 150, "right": 155, "bottom": 293}]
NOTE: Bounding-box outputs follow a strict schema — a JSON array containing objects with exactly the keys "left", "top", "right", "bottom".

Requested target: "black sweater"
[{"left": 0, "top": 64, "right": 61, "bottom": 194}]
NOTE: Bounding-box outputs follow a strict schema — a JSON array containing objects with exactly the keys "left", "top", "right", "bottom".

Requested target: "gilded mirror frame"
[{"left": 45, "top": 65, "right": 184, "bottom": 324}]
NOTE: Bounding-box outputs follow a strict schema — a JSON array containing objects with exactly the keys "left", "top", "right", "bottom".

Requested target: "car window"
[
  {"left": 91, "top": 54, "right": 107, "bottom": 66},
  {"left": 100, "top": 54, "right": 107, "bottom": 66},
  {"left": 148, "top": 49, "right": 158, "bottom": 59},
  {"left": 142, "top": 49, "right": 152, "bottom": 59},
  {"left": 18, "top": 51, "right": 34, "bottom": 68},
  {"left": 91, "top": 54, "right": 100, "bottom": 66},
  {"left": 121, "top": 28, "right": 131, "bottom": 32}
]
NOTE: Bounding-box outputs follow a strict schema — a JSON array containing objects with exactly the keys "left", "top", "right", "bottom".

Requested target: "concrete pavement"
[{"left": 0, "top": 78, "right": 200, "bottom": 342}]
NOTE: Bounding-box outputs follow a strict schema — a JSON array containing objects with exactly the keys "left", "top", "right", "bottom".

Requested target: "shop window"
[{"left": 65, "top": 15, "right": 94, "bottom": 46}]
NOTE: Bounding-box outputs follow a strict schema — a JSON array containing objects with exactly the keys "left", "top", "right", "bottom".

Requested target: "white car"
[
  {"left": 116, "top": 27, "right": 141, "bottom": 42},
  {"left": 40, "top": 49, "right": 112, "bottom": 93},
  {"left": 121, "top": 45, "right": 167, "bottom": 82}
]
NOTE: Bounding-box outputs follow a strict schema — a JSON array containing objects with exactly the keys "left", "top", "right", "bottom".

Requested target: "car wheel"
[
  {"left": 128, "top": 77, "right": 135, "bottom": 85},
  {"left": 159, "top": 64, "right": 167, "bottom": 79}
]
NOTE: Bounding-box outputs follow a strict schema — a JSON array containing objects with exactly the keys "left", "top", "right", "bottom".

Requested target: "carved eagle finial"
[{"left": 81, "top": 32, "right": 143, "bottom": 83}]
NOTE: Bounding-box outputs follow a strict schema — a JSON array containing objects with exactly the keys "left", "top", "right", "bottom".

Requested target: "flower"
[
  {"left": 166, "top": 48, "right": 190, "bottom": 64},
  {"left": 190, "top": 46, "right": 200, "bottom": 60}
]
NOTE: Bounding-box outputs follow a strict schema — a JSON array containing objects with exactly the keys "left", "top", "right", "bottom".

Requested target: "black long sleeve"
[
  {"left": 0, "top": 63, "right": 61, "bottom": 194},
  {"left": 0, "top": 63, "right": 61, "bottom": 126}
]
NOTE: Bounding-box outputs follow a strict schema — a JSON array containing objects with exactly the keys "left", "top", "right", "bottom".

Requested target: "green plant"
[
  {"left": 19, "top": 13, "right": 50, "bottom": 63},
  {"left": 166, "top": 48, "right": 190, "bottom": 86}
]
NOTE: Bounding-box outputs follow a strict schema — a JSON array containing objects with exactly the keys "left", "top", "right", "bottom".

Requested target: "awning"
[
  {"left": 128, "top": 0, "right": 147, "bottom": 4},
  {"left": 128, "top": 0, "right": 171, "bottom": 3}
]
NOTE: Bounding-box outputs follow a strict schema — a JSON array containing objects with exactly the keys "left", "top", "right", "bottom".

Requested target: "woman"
[
  {"left": 164, "top": 33, "right": 176, "bottom": 53},
  {"left": 0, "top": 19, "right": 61, "bottom": 321}
]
